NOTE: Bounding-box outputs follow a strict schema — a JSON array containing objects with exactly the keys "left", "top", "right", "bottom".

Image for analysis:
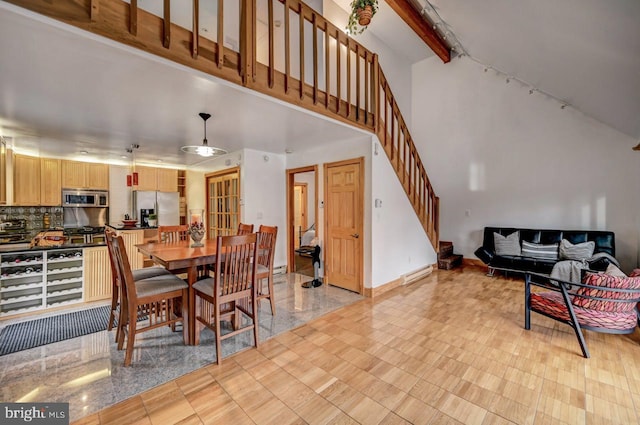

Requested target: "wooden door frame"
[
  {"left": 286, "top": 165, "right": 318, "bottom": 272},
  {"left": 323, "top": 157, "right": 364, "bottom": 294}
]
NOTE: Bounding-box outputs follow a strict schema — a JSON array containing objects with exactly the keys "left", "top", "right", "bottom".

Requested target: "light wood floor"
[{"left": 73, "top": 266, "right": 640, "bottom": 425}]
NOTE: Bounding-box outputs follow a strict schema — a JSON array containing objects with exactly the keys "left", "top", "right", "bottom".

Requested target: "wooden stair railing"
[
  {"left": 6, "top": 0, "right": 439, "bottom": 247},
  {"left": 376, "top": 68, "right": 439, "bottom": 247}
]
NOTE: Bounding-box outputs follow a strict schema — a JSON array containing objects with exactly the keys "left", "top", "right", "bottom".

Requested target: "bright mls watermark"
[{"left": 1, "top": 403, "right": 69, "bottom": 424}]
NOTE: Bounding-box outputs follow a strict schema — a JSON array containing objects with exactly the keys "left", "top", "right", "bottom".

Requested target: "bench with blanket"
[{"left": 474, "top": 227, "right": 616, "bottom": 276}]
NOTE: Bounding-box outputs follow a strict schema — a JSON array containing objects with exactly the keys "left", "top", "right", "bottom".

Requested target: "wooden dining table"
[{"left": 136, "top": 239, "right": 218, "bottom": 345}]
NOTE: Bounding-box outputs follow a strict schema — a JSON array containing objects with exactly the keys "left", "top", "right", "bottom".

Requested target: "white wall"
[
  {"left": 242, "top": 149, "right": 288, "bottom": 269},
  {"left": 108, "top": 165, "right": 131, "bottom": 225},
  {"left": 412, "top": 56, "right": 640, "bottom": 272},
  {"left": 371, "top": 139, "right": 438, "bottom": 286}
]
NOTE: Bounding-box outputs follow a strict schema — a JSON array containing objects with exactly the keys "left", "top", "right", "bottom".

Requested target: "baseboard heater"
[{"left": 403, "top": 265, "right": 434, "bottom": 284}]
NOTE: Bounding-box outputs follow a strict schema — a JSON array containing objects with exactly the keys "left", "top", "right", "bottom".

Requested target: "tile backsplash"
[{"left": 0, "top": 206, "right": 64, "bottom": 232}]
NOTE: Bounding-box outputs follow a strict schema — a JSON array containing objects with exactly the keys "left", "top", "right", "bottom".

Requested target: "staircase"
[
  {"left": 6, "top": 0, "right": 439, "bottom": 248},
  {"left": 437, "top": 241, "right": 462, "bottom": 270}
]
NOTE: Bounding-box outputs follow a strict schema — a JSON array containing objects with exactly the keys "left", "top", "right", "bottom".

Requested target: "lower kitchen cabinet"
[
  {"left": 0, "top": 248, "right": 84, "bottom": 317},
  {"left": 84, "top": 246, "right": 112, "bottom": 302}
]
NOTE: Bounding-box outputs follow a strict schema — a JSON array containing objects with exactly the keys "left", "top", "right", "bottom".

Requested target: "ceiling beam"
[{"left": 384, "top": 0, "right": 450, "bottom": 63}]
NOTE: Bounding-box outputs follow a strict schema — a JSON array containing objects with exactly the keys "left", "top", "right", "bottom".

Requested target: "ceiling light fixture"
[{"left": 181, "top": 113, "right": 227, "bottom": 157}]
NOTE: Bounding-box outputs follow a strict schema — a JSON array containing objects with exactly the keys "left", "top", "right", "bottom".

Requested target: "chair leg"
[
  {"left": 524, "top": 275, "right": 531, "bottom": 330},
  {"left": 252, "top": 294, "right": 260, "bottom": 348},
  {"left": 124, "top": 309, "right": 138, "bottom": 367},
  {"left": 181, "top": 290, "right": 189, "bottom": 345},
  {"left": 268, "top": 274, "right": 276, "bottom": 316},
  {"left": 215, "top": 304, "right": 223, "bottom": 365},
  {"left": 559, "top": 284, "right": 590, "bottom": 358}
]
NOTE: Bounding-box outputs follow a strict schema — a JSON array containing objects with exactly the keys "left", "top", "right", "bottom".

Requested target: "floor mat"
[{"left": 0, "top": 305, "right": 110, "bottom": 356}]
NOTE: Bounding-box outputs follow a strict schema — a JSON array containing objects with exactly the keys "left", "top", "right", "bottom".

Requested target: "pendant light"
[{"left": 181, "top": 113, "right": 227, "bottom": 157}]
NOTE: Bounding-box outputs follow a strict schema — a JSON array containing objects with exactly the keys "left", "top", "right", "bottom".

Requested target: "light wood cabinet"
[
  {"left": 134, "top": 166, "right": 178, "bottom": 192},
  {"left": 62, "top": 160, "right": 109, "bottom": 189},
  {"left": 86, "top": 163, "right": 109, "bottom": 190},
  {"left": 134, "top": 166, "right": 157, "bottom": 191},
  {"left": 157, "top": 168, "right": 178, "bottom": 192},
  {"left": 118, "top": 229, "right": 144, "bottom": 270},
  {"left": 13, "top": 154, "right": 41, "bottom": 205},
  {"left": 84, "top": 246, "right": 112, "bottom": 302},
  {"left": 40, "top": 158, "right": 61, "bottom": 206}
]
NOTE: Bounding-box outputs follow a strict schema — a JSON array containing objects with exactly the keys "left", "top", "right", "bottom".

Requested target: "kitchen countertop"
[
  {"left": 0, "top": 241, "right": 107, "bottom": 254},
  {"left": 107, "top": 224, "right": 158, "bottom": 231}
]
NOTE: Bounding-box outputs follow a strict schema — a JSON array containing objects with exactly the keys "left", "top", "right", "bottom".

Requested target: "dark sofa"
[{"left": 474, "top": 227, "right": 615, "bottom": 275}]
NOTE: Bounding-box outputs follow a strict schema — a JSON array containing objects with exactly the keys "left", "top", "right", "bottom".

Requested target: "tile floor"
[{"left": 0, "top": 273, "right": 362, "bottom": 422}]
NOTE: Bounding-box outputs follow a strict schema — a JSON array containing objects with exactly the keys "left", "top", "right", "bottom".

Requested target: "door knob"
[{"left": 351, "top": 233, "right": 359, "bottom": 238}]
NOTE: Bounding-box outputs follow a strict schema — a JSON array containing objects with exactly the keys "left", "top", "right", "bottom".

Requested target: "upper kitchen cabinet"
[
  {"left": 13, "top": 154, "right": 41, "bottom": 206},
  {"left": 134, "top": 166, "right": 178, "bottom": 192},
  {"left": 62, "top": 160, "right": 109, "bottom": 190},
  {"left": 40, "top": 158, "right": 61, "bottom": 206},
  {"left": 157, "top": 168, "right": 178, "bottom": 192}
]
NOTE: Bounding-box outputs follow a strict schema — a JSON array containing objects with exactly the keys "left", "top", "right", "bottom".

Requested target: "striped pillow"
[
  {"left": 559, "top": 239, "right": 595, "bottom": 261},
  {"left": 521, "top": 241, "right": 558, "bottom": 260},
  {"left": 493, "top": 231, "right": 521, "bottom": 256}
]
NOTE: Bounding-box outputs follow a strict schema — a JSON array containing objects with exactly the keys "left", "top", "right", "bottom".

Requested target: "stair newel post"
[{"left": 240, "top": 0, "right": 257, "bottom": 86}]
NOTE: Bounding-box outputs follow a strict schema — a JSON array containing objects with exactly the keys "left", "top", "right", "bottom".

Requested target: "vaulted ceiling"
[{"left": 1, "top": 0, "right": 638, "bottom": 169}]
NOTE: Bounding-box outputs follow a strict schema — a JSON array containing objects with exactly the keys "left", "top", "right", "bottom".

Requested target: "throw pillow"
[
  {"left": 573, "top": 273, "right": 640, "bottom": 313},
  {"left": 630, "top": 269, "right": 640, "bottom": 277},
  {"left": 605, "top": 263, "right": 627, "bottom": 278},
  {"left": 559, "top": 239, "right": 595, "bottom": 261},
  {"left": 494, "top": 231, "right": 521, "bottom": 256},
  {"left": 521, "top": 241, "right": 558, "bottom": 260}
]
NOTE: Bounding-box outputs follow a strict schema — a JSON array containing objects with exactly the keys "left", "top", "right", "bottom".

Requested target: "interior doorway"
[{"left": 286, "top": 165, "right": 318, "bottom": 277}]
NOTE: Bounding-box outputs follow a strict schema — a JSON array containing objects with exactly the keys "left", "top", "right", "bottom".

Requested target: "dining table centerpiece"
[{"left": 189, "top": 209, "right": 205, "bottom": 247}]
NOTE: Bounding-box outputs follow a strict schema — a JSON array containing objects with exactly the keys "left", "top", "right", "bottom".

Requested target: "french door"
[{"left": 206, "top": 167, "right": 240, "bottom": 239}]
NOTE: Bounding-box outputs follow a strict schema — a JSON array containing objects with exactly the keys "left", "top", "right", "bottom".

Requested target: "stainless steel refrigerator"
[{"left": 133, "top": 191, "right": 180, "bottom": 226}]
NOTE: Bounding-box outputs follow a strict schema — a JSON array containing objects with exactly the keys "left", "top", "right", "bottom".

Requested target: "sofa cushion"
[
  {"left": 559, "top": 239, "right": 595, "bottom": 261},
  {"left": 572, "top": 273, "right": 640, "bottom": 313},
  {"left": 521, "top": 241, "right": 558, "bottom": 260},
  {"left": 531, "top": 291, "right": 637, "bottom": 331},
  {"left": 494, "top": 231, "right": 521, "bottom": 256},
  {"left": 605, "top": 263, "right": 626, "bottom": 278}
]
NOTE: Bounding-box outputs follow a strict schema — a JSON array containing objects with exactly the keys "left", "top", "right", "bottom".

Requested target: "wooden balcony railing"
[{"left": 6, "top": 0, "right": 438, "bottom": 246}]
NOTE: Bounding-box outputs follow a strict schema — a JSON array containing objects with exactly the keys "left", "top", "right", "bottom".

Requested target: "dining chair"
[
  {"left": 193, "top": 233, "right": 259, "bottom": 364},
  {"left": 157, "top": 225, "right": 189, "bottom": 243},
  {"left": 105, "top": 228, "right": 171, "bottom": 341},
  {"left": 256, "top": 225, "right": 278, "bottom": 315},
  {"left": 237, "top": 222, "right": 254, "bottom": 235},
  {"left": 107, "top": 230, "right": 189, "bottom": 366}
]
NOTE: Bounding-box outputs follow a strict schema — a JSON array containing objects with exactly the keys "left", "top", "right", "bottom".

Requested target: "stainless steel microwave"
[{"left": 62, "top": 190, "right": 109, "bottom": 207}]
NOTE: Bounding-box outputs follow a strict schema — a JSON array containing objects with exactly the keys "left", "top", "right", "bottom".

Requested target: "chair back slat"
[
  {"left": 158, "top": 225, "right": 189, "bottom": 243},
  {"left": 216, "top": 233, "right": 257, "bottom": 297},
  {"left": 108, "top": 232, "right": 139, "bottom": 307},
  {"left": 237, "top": 222, "right": 254, "bottom": 235},
  {"left": 257, "top": 225, "right": 278, "bottom": 269}
]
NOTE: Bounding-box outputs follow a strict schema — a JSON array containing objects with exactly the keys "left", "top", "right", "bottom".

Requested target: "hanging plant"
[{"left": 346, "top": 0, "right": 378, "bottom": 35}]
